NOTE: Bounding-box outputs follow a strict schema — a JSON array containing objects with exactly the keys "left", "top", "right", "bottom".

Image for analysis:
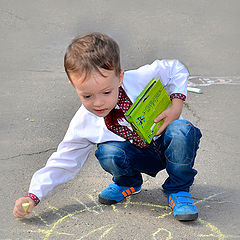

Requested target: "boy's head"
[
  {"left": 64, "top": 33, "right": 124, "bottom": 117},
  {"left": 64, "top": 32, "right": 121, "bottom": 81}
]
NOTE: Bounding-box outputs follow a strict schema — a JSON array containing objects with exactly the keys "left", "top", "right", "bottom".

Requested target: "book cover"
[{"left": 124, "top": 78, "right": 171, "bottom": 144}]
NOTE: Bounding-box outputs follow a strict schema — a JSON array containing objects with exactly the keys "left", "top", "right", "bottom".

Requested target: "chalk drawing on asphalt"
[
  {"left": 188, "top": 76, "right": 240, "bottom": 87},
  {"left": 16, "top": 190, "right": 240, "bottom": 240}
]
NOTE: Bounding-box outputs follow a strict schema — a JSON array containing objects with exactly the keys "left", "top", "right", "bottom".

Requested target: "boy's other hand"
[
  {"left": 13, "top": 197, "right": 35, "bottom": 218},
  {"left": 154, "top": 98, "right": 183, "bottom": 135}
]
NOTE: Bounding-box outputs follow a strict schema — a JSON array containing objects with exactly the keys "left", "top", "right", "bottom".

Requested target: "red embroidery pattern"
[
  {"left": 25, "top": 193, "right": 40, "bottom": 206},
  {"left": 170, "top": 93, "right": 186, "bottom": 101},
  {"left": 104, "top": 87, "right": 149, "bottom": 148}
]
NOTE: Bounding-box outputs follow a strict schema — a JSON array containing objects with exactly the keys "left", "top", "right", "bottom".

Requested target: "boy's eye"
[
  {"left": 104, "top": 91, "right": 111, "bottom": 95},
  {"left": 83, "top": 95, "right": 91, "bottom": 99}
]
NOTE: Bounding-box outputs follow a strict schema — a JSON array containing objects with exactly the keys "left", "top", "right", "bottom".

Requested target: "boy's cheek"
[
  {"left": 81, "top": 102, "right": 90, "bottom": 110},
  {"left": 78, "top": 97, "right": 87, "bottom": 106}
]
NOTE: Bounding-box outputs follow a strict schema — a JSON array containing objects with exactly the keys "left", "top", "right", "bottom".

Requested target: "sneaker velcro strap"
[
  {"left": 172, "top": 191, "right": 192, "bottom": 197},
  {"left": 169, "top": 192, "right": 195, "bottom": 209},
  {"left": 175, "top": 197, "right": 194, "bottom": 204},
  {"left": 109, "top": 183, "right": 122, "bottom": 191}
]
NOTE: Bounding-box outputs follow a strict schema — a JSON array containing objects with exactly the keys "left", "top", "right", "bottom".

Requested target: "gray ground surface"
[{"left": 0, "top": 1, "right": 239, "bottom": 239}]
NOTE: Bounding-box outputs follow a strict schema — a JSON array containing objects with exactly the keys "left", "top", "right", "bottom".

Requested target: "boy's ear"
[
  {"left": 69, "top": 80, "right": 73, "bottom": 85},
  {"left": 119, "top": 70, "right": 124, "bottom": 86}
]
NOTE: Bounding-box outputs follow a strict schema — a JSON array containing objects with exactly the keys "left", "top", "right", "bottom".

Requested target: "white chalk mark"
[
  {"left": 195, "top": 192, "right": 225, "bottom": 204},
  {"left": 188, "top": 76, "right": 240, "bottom": 87}
]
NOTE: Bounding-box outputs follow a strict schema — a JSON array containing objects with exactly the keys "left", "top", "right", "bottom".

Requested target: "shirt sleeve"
[
  {"left": 123, "top": 59, "right": 189, "bottom": 102},
  {"left": 151, "top": 59, "right": 189, "bottom": 100},
  {"left": 28, "top": 108, "right": 94, "bottom": 201}
]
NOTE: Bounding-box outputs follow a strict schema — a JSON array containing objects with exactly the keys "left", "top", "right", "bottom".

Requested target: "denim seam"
[
  {"left": 171, "top": 123, "right": 193, "bottom": 136},
  {"left": 97, "top": 143, "right": 129, "bottom": 177},
  {"left": 165, "top": 123, "right": 195, "bottom": 166},
  {"left": 150, "top": 143, "right": 162, "bottom": 156},
  {"left": 192, "top": 125, "right": 197, "bottom": 164},
  {"left": 165, "top": 149, "right": 193, "bottom": 166},
  {"left": 100, "top": 143, "right": 127, "bottom": 162},
  {"left": 185, "top": 123, "right": 193, "bottom": 136}
]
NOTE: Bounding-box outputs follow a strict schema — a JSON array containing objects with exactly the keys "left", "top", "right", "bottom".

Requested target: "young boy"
[{"left": 13, "top": 32, "right": 202, "bottom": 221}]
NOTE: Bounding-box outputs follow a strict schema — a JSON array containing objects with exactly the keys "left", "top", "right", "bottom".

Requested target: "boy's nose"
[{"left": 93, "top": 98, "right": 104, "bottom": 107}]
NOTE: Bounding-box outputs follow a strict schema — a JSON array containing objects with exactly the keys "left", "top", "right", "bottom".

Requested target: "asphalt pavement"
[{"left": 0, "top": 1, "right": 240, "bottom": 239}]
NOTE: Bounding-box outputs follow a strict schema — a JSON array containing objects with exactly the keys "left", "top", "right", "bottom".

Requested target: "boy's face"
[{"left": 69, "top": 69, "right": 124, "bottom": 117}]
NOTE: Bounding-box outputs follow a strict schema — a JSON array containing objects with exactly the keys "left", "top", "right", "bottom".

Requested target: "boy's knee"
[
  {"left": 95, "top": 142, "right": 129, "bottom": 175},
  {"left": 165, "top": 120, "right": 201, "bottom": 141},
  {"left": 164, "top": 120, "right": 202, "bottom": 165}
]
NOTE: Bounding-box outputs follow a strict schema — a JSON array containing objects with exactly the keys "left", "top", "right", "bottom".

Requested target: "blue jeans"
[{"left": 95, "top": 120, "right": 202, "bottom": 194}]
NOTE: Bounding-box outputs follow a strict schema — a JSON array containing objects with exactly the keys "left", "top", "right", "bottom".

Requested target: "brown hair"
[{"left": 64, "top": 32, "right": 121, "bottom": 81}]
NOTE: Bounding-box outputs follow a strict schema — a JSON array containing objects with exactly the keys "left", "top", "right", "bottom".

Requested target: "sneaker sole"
[
  {"left": 175, "top": 213, "right": 198, "bottom": 221},
  {"left": 98, "top": 189, "right": 141, "bottom": 205}
]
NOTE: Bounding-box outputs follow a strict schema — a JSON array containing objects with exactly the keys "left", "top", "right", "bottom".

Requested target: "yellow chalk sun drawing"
[{"left": 20, "top": 191, "right": 238, "bottom": 240}]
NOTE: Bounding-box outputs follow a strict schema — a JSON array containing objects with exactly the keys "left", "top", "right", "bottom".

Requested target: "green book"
[{"left": 125, "top": 78, "right": 171, "bottom": 144}]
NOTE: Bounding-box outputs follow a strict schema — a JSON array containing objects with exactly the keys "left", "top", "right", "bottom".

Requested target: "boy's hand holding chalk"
[{"left": 13, "top": 197, "right": 35, "bottom": 218}]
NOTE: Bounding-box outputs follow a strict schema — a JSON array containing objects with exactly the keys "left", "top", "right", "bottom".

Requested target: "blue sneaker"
[
  {"left": 168, "top": 191, "right": 198, "bottom": 221},
  {"left": 99, "top": 183, "right": 142, "bottom": 205}
]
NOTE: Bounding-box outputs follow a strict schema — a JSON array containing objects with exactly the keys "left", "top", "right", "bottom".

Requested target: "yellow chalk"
[{"left": 22, "top": 202, "right": 30, "bottom": 212}]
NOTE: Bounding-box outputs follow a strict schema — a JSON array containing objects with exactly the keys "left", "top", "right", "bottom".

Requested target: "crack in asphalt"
[
  {"left": 0, "top": 9, "right": 26, "bottom": 21},
  {"left": 0, "top": 148, "right": 56, "bottom": 161},
  {"left": 183, "top": 102, "right": 201, "bottom": 125}
]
